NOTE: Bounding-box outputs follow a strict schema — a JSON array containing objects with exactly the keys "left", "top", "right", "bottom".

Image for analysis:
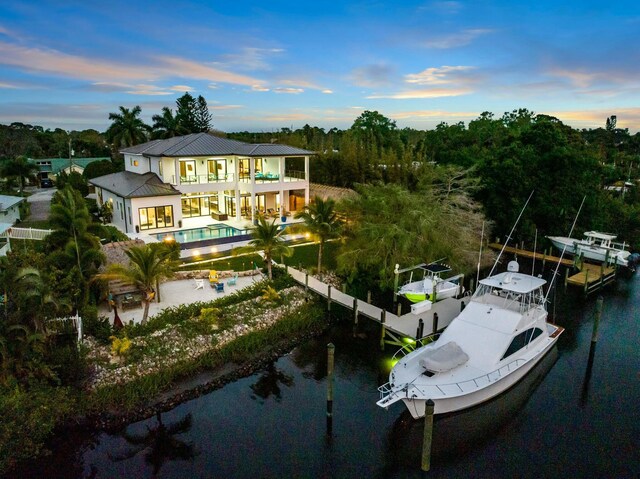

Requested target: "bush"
[
  {"left": 82, "top": 309, "right": 112, "bottom": 345},
  {"left": 47, "top": 343, "right": 88, "bottom": 386},
  {"left": 0, "top": 384, "right": 76, "bottom": 474}
]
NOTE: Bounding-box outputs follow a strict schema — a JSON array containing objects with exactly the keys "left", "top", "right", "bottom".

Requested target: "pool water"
[{"left": 154, "top": 224, "right": 249, "bottom": 244}]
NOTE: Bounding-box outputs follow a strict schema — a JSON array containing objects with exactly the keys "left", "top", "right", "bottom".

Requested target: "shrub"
[
  {"left": 110, "top": 336, "right": 131, "bottom": 357},
  {"left": 83, "top": 311, "right": 112, "bottom": 345},
  {"left": 0, "top": 384, "right": 76, "bottom": 474}
]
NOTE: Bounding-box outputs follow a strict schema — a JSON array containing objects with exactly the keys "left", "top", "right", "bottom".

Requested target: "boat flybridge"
[
  {"left": 547, "top": 231, "right": 631, "bottom": 267},
  {"left": 377, "top": 262, "right": 564, "bottom": 418}
]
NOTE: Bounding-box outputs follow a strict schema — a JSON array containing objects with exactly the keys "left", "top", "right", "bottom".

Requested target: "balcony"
[
  {"left": 170, "top": 173, "right": 235, "bottom": 185},
  {"left": 237, "top": 170, "right": 306, "bottom": 184}
]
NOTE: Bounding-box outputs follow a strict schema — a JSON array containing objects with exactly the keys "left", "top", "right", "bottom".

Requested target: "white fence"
[{"left": 5, "top": 227, "right": 53, "bottom": 240}]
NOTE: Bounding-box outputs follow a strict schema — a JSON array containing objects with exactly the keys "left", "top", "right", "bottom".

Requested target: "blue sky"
[{"left": 0, "top": 0, "right": 639, "bottom": 132}]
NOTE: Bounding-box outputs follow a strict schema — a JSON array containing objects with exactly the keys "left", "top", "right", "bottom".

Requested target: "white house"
[
  {"left": 0, "top": 194, "right": 26, "bottom": 256},
  {"left": 89, "top": 133, "right": 313, "bottom": 237}
]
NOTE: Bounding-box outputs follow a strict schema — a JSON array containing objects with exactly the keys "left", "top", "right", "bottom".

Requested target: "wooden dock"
[
  {"left": 489, "top": 243, "right": 617, "bottom": 295},
  {"left": 285, "top": 265, "right": 468, "bottom": 342},
  {"left": 488, "top": 243, "right": 574, "bottom": 267}
]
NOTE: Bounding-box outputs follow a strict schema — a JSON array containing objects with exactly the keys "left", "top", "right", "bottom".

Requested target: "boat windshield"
[{"left": 473, "top": 283, "right": 546, "bottom": 314}]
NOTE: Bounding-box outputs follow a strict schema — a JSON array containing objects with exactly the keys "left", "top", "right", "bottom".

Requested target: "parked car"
[{"left": 40, "top": 178, "right": 54, "bottom": 188}]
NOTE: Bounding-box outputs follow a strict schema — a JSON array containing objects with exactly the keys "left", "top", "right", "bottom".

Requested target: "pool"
[{"left": 153, "top": 224, "right": 250, "bottom": 244}]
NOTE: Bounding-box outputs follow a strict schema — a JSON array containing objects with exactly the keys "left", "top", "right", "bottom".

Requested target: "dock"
[
  {"left": 489, "top": 243, "right": 617, "bottom": 295},
  {"left": 284, "top": 265, "right": 468, "bottom": 344}
]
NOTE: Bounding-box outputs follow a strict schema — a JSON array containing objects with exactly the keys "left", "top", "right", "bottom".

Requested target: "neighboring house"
[
  {"left": 29, "top": 157, "right": 110, "bottom": 181},
  {"left": 0, "top": 194, "right": 26, "bottom": 256},
  {"left": 89, "top": 133, "right": 313, "bottom": 235},
  {"left": 0, "top": 194, "right": 25, "bottom": 225}
]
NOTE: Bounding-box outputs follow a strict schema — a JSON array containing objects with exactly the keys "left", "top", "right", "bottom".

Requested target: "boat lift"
[{"left": 393, "top": 260, "right": 465, "bottom": 303}]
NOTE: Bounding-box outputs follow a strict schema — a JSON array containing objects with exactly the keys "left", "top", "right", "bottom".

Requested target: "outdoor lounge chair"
[
  {"left": 195, "top": 279, "right": 204, "bottom": 290},
  {"left": 227, "top": 273, "right": 238, "bottom": 286},
  {"left": 215, "top": 282, "right": 225, "bottom": 293}
]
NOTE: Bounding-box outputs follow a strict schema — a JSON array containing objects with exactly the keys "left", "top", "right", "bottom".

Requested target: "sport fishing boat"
[
  {"left": 547, "top": 231, "right": 632, "bottom": 267},
  {"left": 377, "top": 261, "right": 563, "bottom": 418},
  {"left": 397, "top": 262, "right": 463, "bottom": 304}
]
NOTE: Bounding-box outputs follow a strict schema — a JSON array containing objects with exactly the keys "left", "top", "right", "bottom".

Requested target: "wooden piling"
[
  {"left": 433, "top": 312, "right": 439, "bottom": 334},
  {"left": 564, "top": 268, "right": 569, "bottom": 291},
  {"left": 421, "top": 399, "right": 435, "bottom": 472},
  {"left": 469, "top": 278, "right": 475, "bottom": 294},
  {"left": 397, "top": 302, "right": 402, "bottom": 317},
  {"left": 592, "top": 296, "right": 603, "bottom": 344},
  {"left": 327, "top": 285, "right": 332, "bottom": 312},
  {"left": 583, "top": 269, "right": 589, "bottom": 295},
  {"left": 417, "top": 318, "right": 424, "bottom": 339},
  {"left": 352, "top": 298, "right": 359, "bottom": 337},
  {"left": 305, "top": 273, "right": 309, "bottom": 293},
  {"left": 367, "top": 291, "right": 372, "bottom": 304},
  {"left": 326, "top": 343, "right": 335, "bottom": 433},
  {"left": 380, "top": 310, "right": 386, "bottom": 349}
]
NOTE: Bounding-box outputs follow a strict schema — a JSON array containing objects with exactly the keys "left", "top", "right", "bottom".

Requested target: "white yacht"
[
  {"left": 377, "top": 262, "right": 563, "bottom": 418},
  {"left": 547, "top": 231, "right": 631, "bottom": 267}
]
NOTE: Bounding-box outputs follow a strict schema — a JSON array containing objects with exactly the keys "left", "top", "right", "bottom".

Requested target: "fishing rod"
[
  {"left": 544, "top": 195, "right": 587, "bottom": 304},
  {"left": 489, "top": 190, "right": 535, "bottom": 277}
]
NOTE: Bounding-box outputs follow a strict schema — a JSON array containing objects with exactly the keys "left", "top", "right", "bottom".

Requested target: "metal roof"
[
  {"left": 89, "top": 171, "right": 181, "bottom": 199},
  {"left": 120, "top": 133, "right": 314, "bottom": 157},
  {"left": 0, "top": 194, "right": 25, "bottom": 211}
]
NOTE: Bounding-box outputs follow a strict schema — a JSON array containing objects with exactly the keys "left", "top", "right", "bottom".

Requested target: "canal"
[{"left": 13, "top": 271, "right": 640, "bottom": 478}]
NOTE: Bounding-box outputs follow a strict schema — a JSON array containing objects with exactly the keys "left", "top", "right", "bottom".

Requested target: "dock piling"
[
  {"left": 367, "top": 291, "right": 372, "bottom": 304},
  {"left": 380, "top": 310, "right": 386, "bottom": 350},
  {"left": 397, "top": 303, "right": 402, "bottom": 317},
  {"left": 352, "top": 298, "right": 359, "bottom": 337},
  {"left": 421, "top": 399, "right": 435, "bottom": 472},
  {"left": 432, "top": 312, "right": 439, "bottom": 334},
  {"left": 416, "top": 318, "right": 424, "bottom": 339},
  {"left": 326, "top": 343, "right": 335, "bottom": 434},
  {"left": 327, "top": 285, "right": 332, "bottom": 312},
  {"left": 592, "top": 296, "right": 603, "bottom": 344}
]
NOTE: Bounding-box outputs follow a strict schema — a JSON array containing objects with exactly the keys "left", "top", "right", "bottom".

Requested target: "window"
[
  {"left": 139, "top": 205, "right": 174, "bottom": 230},
  {"left": 181, "top": 194, "right": 219, "bottom": 218},
  {"left": 207, "top": 159, "right": 227, "bottom": 181},
  {"left": 501, "top": 328, "right": 543, "bottom": 360},
  {"left": 179, "top": 160, "right": 197, "bottom": 183}
]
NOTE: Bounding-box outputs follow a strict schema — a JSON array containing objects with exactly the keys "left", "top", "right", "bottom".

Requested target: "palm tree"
[
  {"left": 294, "top": 197, "right": 342, "bottom": 274},
  {"left": 106, "top": 105, "right": 149, "bottom": 148},
  {"left": 151, "top": 107, "right": 185, "bottom": 139},
  {"left": 94, "top": 244, "right": 176, "bottom": 324},
  {"left": 0, "top": 155, "right": 39, "bottom": 191},
  {"left": 237, "top": 216, "right": 292, "bottom": 279}
]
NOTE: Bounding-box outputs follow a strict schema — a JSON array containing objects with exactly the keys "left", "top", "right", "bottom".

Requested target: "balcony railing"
[{"left": 170, "top": 173, "right": 235, "bottom": 185}]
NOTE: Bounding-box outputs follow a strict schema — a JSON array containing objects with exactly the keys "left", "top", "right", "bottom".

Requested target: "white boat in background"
[
  {"left": 397, "top": 263, "right": 463, "bottom": 304},
  {"left": 377, "top": 261, "right": 563, "bottom": 418},
  {"left": 547, "top": 231, "right": 632, "bottom": 267}
]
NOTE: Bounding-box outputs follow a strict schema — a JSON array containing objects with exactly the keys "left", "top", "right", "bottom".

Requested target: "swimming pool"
[{"left": 153, "top": 224, "right": 250, "bottom": 244}]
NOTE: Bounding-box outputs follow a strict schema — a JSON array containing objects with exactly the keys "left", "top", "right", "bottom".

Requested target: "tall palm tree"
[
  {"left": 0, "top": 155, "right": 39, "bottom": 191},
  {"left": 294, "top": 197, "right": 342, "bottom": 274},
  {"left": 151, "top": 107, "right": 185, "bottom": 139},
  {"left": 237, "top": 217, "right": 292, "bottom": 279},
  {"left": 106, "top": 105, "right": 149, "bottom": 148},
  {"left": 94, "top": 244, "right": 176, "bottom": 324}
]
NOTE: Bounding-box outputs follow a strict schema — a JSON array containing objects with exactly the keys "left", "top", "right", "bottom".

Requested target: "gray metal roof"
[
  {"left": 0, "top": 194, "right": 25, "bottom": 211},
  {"left": 120, "top": 133, "right": 314, "bottom": 157},
  {"left": 89, "top": 171, "right": 181, "bottom": 199}
]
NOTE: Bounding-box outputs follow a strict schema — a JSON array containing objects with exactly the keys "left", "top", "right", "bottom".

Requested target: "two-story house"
[{"left": 89, "top": 133, "right": 313, "bottom": 238}]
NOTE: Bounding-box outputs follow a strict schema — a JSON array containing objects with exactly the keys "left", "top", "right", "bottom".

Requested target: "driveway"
[{"left": 25, "top": 187, "right": 56, "bottom": 222}]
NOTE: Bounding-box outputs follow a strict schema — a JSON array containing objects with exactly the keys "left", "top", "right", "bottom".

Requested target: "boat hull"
[
  {"left": 399, "top": 335, "right": 560, "bottom": 418},
  {"left": 547, "top": 235, "right": 630, "bottom": 267},
  {"left": 398, "top": 281, "right": 461, "bottom": 304}
]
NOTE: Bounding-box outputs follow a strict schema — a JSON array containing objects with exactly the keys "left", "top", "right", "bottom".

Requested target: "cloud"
[
  {"left": 0, "top": 41, "right": 267, "bottom": 88},
  {"left": 405, "top": 65, "right": 475, "bottom": 85},
  {"left": 218, "top": 47, "right": 284, "bottom": 71},
  {"left": 391, "top": 109, "right": 477, "bottom": 120},
  {"left": 0, "top": 81, "right": 23, "bottom": 89},
  {"left": 546, "top": 68, "right": 600, "bottom": 88},
  {"left": 422, "top": 28, "right": 493, "bottom": 49},
  {"left": 322, "top": 89, "right": 333, "bottom": 94},
  {"left": 251, "top": 85, "right": 270, "bottom": 92},
  {"left": 367, "top": 87, "right": 472, "bottom": 99},
  {"left": 273, "top": 87, "right": 304, "bottom": 94},
  {"left": 126, "top": 85, "right": 173, "bottom": 96},
  {"left": 169, "top": 85, "right": 193, "bottom": 92},
  {"left": 349, "top": 63, "right": 397, "bottom": 88},
  {"left": 548, "top": 108, "right": 640, "bottom": 130}
]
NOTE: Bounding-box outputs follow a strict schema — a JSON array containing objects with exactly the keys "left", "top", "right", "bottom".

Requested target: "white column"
[{"left": 304, "top": 155, "right": 310, "bottom": 206}]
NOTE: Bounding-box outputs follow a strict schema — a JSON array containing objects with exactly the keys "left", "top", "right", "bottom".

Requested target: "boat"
[
  {"left": 397, "top": 262, "right": 463, "bottom": 304},
  {"left": 377, "top": 261, "right": 564, "bottom": 417},
  {"left": 547, "top": 231, "right": 632, "bottom": 267}
]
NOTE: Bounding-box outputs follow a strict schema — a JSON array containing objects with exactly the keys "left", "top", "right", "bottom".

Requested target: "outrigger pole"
[
  {"left": 544, "top": 195, "right": 586, "bottom": 304},
  {"left": 489, "top": 190, "right": 535, "bottom": 277}
]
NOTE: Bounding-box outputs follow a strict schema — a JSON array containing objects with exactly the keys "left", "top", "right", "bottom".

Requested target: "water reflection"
[
  {"left": 249, "top": 362, "right": 294, "bottom": 402},
  {"left": 112, "top": 412, "right": 195, "bottom": 477}
]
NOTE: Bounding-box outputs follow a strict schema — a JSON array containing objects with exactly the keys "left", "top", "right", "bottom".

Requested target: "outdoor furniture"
[
  {"left": 227, "top": 273, "right": 238, "bottom": 286},
  {"left": 195, "top": 279, "right": 204, "bottom": 290},
  {"left": 121, "top": 294, "right": 142, "bottom": 310},
  {"left": 215, "top": 282, "right": 225, "bottom": 293},
  {"left": 209, "top": 270, "right": 219, "bottom": 286},
  {"left": 211, "top": 210, "right": 228, "bottom": 221}
]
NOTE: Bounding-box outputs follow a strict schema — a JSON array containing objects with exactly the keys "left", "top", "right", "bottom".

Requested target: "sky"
[{"left": 0, "top": 0, "right": 639, "bottom": 133}]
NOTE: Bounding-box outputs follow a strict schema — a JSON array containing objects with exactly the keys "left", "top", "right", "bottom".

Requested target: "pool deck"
[{"left": 99, "top": 273, "right": 263, "bottom": 326}]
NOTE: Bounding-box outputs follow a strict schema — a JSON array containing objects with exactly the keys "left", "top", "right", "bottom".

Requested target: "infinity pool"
[{"left": 153, "top": 224, "right": 249, "bottom": 244}]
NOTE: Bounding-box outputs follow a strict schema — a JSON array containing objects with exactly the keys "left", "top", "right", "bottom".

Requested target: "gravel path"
[{"left": 25, "top": 187, "right": 56, "bottom": 222}]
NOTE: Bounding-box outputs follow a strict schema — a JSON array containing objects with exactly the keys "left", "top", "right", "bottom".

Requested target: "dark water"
[{"left": 13, "top": 272, "right": 640, "bottom": 478}]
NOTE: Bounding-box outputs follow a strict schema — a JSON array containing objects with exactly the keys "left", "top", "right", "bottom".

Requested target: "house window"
[
  {"left": 139, "top": 205, "right": 174, "bottom": 230},
  {"left": 181, "top": 194, "right": 217, "bottom": 218},
  {"left": 207, "top": 159, "right": 227, "bottom": 181},
  {"left": 179, "top": 160, "right": 197, "bottom": 183}
]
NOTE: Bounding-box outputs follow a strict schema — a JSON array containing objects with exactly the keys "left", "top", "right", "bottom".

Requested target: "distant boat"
[
  {"left": 547, "top": 231, "right": 632, "bottom": 267},
  {"left": 377, "top": 261, "right": 563, "bottom": 417},
  {"left": 397, "top": 262, "right": 463, "bottom": 304}
]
